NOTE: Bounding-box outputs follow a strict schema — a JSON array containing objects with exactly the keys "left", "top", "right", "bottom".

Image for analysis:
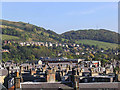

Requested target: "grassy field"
[
  {"left": 76, "top": 39, "right": 118, "bottom": 50},
  {"left": 2, "top": 35, "right": 20, "bottom": 40}
]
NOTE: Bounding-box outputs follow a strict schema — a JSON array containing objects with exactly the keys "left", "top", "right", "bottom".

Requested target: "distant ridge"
[
  {"left": 61, "top": 29, "right": 118, "bottom": 44},
  {"left": 1, "top": 19, "right": 119, "bottom": 44}
]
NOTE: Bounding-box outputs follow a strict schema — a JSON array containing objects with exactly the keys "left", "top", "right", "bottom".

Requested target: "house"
[
  {"left": 65, "top": 44, "right": 68, "bottom": 48},
  {"left": 45, "top": 42, "right": 48, "bottom": 47},
  {"left": 2, "top": 49, "right": 9, "bottom": 53},
  {"left": 76, "top": 44, "right": 79, "bottom": 47},
  {"left": 58, "top": 43, "right": 62, "bottom": 46},
  {"left": 58, "top": 53, "right": 62, "bottom": 56},
  {"left": 38, "top": 60, "right": 42, "bottom": 65},
  {"left": 101, "top": 50, "right": 104, "bottom": 53},
  {"left": 73, "top": 47, "right": 77, "bottom": 50},
  {"left": 20, "top": 42, "right": 24, "bottom": 46},
  {"left": 81, "top": 52, "right": 85, "bottom": 55},
  {"left": 75, "top": 52, "right": 80, "bottom": 55},
  {"left": 49, "top": 42, "right": 53, "bottom": 47}
]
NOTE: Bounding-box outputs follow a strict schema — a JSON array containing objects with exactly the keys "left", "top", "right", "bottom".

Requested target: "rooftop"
[
  {"left": 79, "top": 82, "right": 120, "bottom": 89},
  {"left": 20, "top": 82, "right": 73, "bottom": 90}
]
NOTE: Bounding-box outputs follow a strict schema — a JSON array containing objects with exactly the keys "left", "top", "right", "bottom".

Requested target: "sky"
[{"left": 1, "top": 2, "right": 118, "bottom": 34}]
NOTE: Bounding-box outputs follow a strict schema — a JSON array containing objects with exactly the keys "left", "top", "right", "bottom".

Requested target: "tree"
[{"left": 33, "top": 28, "right": 37, "bottom": 32}]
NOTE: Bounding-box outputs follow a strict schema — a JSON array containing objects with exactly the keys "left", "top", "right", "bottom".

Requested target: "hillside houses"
[
  {"left": 2, "top": 40, "right": 119, "bottom": 62},
  {"left": 18, "top": 41, "right": 83, "bottom": 48},
  {"left": 2, "top": 49, "right": 9, "bottom": 53}
]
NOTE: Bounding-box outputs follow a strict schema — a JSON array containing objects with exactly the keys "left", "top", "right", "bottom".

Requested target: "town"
[
  {"left": 1, "top": 1, "right": 119, "bottom": 89},
  {"left": 0, "top": 56, "right": 120, "bottom": 90},
  {"left": 1, "top": 38, "right": 120, "bottom": 90}
]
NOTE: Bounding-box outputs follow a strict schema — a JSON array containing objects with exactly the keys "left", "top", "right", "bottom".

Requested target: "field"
[
  {"left": 2, "top": 35, "right": 20, "bottom": 40},
  {"left": 76, "top": 39, "right": 118, "bottom": 50}
]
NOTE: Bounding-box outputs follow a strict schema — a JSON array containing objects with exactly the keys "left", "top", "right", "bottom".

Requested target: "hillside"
[
  {"left": 61, "top": 29, "right": 118, "bottom": 44},
  {"left": 1, "top": 20, "right": 119, "bottom": 49},
  {"left": 76, "top": 40, "right": 118, "bottom": 50},
  {"left": 1, "top": 20, "right": 119, "bottom": 62},
  {"left": 2, "top": 35, "right": 20, "bottom": 40},
  {"left": 1, "top": 20, "right": 63, "bottom": 42}
]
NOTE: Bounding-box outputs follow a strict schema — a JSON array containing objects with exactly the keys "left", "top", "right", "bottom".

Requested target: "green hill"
[
  {"left": 62, "top": 29, "right": 119, "bottom": 44},
  {"left": 2, "top": 35, "right": 20, "bottom": 40},
  {"left": 1, "top": 19, "right": 119, "bottom": 49},
  {"left": 1, "top": 19, "right": 63, "bottom": 42},
  {"left": 76, "top": 39, "right": 118, "bottom": 50}
]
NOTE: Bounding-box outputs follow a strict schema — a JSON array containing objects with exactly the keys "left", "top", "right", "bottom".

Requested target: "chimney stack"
[
  {"left": 14, "top": 70, "right": 20, "bottom": 89},
  {"left": 20, "top": 66, "right": 24, "bottom": 74},
  {"left": 71, "top": 67, "right": 79, "bottom": 90},
  {"left": 16, "top": 70, "right": 19, "bottom": 77},
  {"left": 45, "top": 67, "right": 55, "bottom": 82}
]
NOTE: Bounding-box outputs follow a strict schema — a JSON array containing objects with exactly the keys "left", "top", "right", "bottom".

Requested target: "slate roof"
[
  {"left": 20, "top": 82, "right": 73, "bottom": 90},
  {"left": 0, "top": 83, "right": 7, "bottom": 90},
  {"left": 79, "top": 82, "right": 120, "bottom": 89},
  {"left": 0, "top": 69, "right": 8, "bottom": 76}
]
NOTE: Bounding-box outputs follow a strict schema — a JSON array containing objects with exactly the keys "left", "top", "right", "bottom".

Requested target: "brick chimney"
[
  {"left": 78, "top": 68, "right": 83, "bottom": 76},
  {"left": 66, "top": 64, "right": 69, "bottom": 74},
  {"left": 45, "top": 67, "right": 55, "bottom": 82},
  {"left": 30, "top": 68, "right": 36, "bottom": 75},
  {"left": 90, "top": 68, "right": 99, "bottom": 76},
  {"left": 54, "top": 66, "right": 58, "bottom": 71},
  {"left": 14, "top": 70, "right": 20, "bottom": 89},
  {"left": 43, "top": 64, "right": 47, "bottom": 72},
  {"left": 70, "top": 61, "right": 73, "bottom": 69},
  {"left": 105, "top": 68, "right": 111, "bottom": 74},
  {"left": 117, "top": 64, "right": 120, "bottom": 81},
  {"left": 16, "top": 70, "right": 19, "bottom": 77},
  {"left": 20, "top": 66, "right": 24, "bottom": 74}
]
